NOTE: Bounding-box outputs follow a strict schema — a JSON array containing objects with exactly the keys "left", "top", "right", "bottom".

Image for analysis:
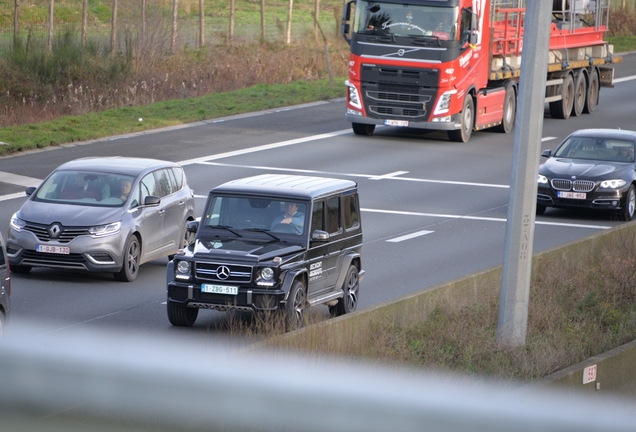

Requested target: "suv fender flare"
[
  {"left": 334, "top": 252, "right": 361, "bottom": 291},
  {"left": 281, "top": 268, "right": 308, "bottom": 301}
]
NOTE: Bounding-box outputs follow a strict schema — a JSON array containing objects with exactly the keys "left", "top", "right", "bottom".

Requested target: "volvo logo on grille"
[
  {"left": 216, "top": 266, "right": 231, "bottom": 280},
  {"left": 397, "top": 49, "right": 405, "bottom": 56},
  {"left": 48, "top": 224, "right": 62, "bottom": 239}
]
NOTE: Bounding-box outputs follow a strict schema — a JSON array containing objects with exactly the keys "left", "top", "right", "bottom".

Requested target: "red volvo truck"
[{"left": 340, "top": 0, "right": 622, "bottom": 142}]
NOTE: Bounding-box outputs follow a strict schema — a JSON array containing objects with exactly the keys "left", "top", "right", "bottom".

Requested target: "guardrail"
[{"left": 1, "top": 319, "right": 635, "bottom": 431}]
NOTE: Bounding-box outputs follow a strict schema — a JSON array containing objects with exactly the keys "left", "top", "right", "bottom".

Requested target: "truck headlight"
[
  {"left": 434, "top": 90, "right": 457, "bottom": 115},
  {"left": 346, "top": 80, "right": 362, "bottom": 110}
]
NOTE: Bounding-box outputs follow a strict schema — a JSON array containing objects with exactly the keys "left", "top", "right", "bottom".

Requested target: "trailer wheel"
[
  {"left": 549, "top": 73, "right": 574, "bottom": 119},
  {"left": 493, "top": 81, "right": 516, "bottom": 134},
  {"left": 571, "top": 70, "right": 586, "bottom": 117},
  {"left": 352, "top": 123, "right": 375, "bottom": 136},
  {"left": 448, "top": 94, "right": 474, "bottom": 143},
  {"left": 583, "top": 69, "right": 599, "bottom": 114}
]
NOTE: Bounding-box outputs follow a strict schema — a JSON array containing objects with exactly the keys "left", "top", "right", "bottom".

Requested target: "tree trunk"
[
  {"left": 172, "top": 0, "right": 178, "bottom": 53},
  {"left": 81, "top": 0, "right": 87, "bottom": 46},
  {"left": 111, "top": 0, "right": 117, "bottom": 56},
  {"left": 142, "top": 0, "right": 146, "bottom": 43},
  {"left": 286, "top": 0, "right": 293, "bottom": 44},
  {"left": 199, "top": 0, "right": 204, "bottom": 47},
  {"left": 260, "top": 0, "right": 266, "bottom": 41},
  {"left": 230, "top": 0, "right": 235, "bottom": 43},
  {"left": 48, "top": 0, "right": 54, "bottom": 53},
  {"left": 13, "top": 0, "right": 19, "bottom": 47},
  {"left": 314, "top": 0, "right": 319, "bottom": 42}
]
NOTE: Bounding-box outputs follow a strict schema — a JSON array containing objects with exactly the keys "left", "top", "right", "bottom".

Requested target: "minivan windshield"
[
  {"left": 35, "top": 170, "right": 136, "bottom": 206},
  {"left": 204, "top": 196, "right": 308, "bottom": 235}
]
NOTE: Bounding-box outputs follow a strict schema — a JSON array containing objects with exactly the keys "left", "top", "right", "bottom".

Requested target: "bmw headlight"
[
  {"left": 600, "top": 179, "right": 626, "bottom": 189},
  {"left": 434, "top": 90, "right": 457, "bottom": 115},
  {"left": 88, "top": 221, "right": 121, "bottom": 237},
  {"left": 537, "top": 175, "right": 549, "bottom": 184},
  {"left": 345, "top": 80, "right": 362, "bottom": 110},
  {"left": 256, "top": 267, "right": 275, "bottom": 287},
  {"left": 10, "top": 213, "right": 26, "bottom": 231}
]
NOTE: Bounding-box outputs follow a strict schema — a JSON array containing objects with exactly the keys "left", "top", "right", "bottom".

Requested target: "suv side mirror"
[
  {"left": 311, "top": 230, "right": 329, "bottom": 242},
  {"left": 187, "top": 220, "right": 199, "bottom": 233}
]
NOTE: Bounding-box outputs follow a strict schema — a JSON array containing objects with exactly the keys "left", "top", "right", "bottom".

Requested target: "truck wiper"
[
  {"left": 208, "top": 225, "right": 242, "bottom": 237},
  {"left": 244, "top": 228, "right": 280, "bottom": 241},
  {"left": 412, "top": 36, "right": 441, "bottom": 47}
]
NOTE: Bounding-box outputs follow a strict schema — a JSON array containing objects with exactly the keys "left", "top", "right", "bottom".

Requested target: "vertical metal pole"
[{"left": 496, "top": 0, "right": 552, "bottom": 347}]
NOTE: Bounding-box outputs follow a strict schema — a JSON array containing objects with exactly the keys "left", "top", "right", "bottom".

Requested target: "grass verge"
[{"left": 0, "top": 77, "right": 345, "bottom": 156}]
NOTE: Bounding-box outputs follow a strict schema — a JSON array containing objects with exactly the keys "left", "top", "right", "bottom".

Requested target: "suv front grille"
[{"left": 195, "top": 262, "right": 252, "bottom": 283}]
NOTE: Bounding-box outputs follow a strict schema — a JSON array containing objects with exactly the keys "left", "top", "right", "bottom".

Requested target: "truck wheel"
[
  {"left": 352, "top": 123, "right": 375, "bottom": 136},
  {"left": 619, "top": 185, "right": 636, "bottom": 222},
  {"left": 167, "top": 302, "right": 198, "bottom": 326},
  {"left": 285, "top": 280, "right": 306, "bottom": 331},
  {"left": 330, "top": 265, "right": 360, "bottom": 317},
  {"left": 114, "top": 235, "right": 140, "bottom": 282},
  {"left": 583, "top": 69, "right": 599, "bottom": 114},
  {"left": 448, "top": 94, "right": 474, "bottom": 143},
  {"left": 571, "top": 71, "right": 586, "bottom": 117},
  {"left": 549, "top": 73, "right": 574, "bottom": 119},
  {"left": 493, "top": 81, "right": 516, "bottom": 133}
]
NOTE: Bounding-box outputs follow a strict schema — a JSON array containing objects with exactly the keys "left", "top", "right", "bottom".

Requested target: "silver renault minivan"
[{"left": 7, "top": 157, "right": 195, "bottom": 282}]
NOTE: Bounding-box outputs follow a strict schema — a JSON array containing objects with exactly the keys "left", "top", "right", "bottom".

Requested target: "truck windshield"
[{"left": 353, "top": 2, "right": 459, "bottom": 41}]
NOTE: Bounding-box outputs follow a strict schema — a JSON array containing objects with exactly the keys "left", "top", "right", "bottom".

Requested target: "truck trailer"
[{"left": 340, "top": 0, "right": 622, "bottom": 142}]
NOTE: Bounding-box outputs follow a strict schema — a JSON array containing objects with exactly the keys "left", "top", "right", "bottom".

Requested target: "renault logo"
[
  {"left": 49, "top": 224, "right": 62, "bottom": 239},
  {"left": 216, "top": 266, "right": 231, "bottom": 280}
]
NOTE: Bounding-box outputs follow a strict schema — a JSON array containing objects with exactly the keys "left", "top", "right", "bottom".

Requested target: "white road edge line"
[
  {"left": 361, "top": 208, "right": 611, "bottom": 230},
  {"left": 387, "top": 230, "right": 434, "bottom": 242},
  {"left": 614, "top": 75, "right": 636, "bottom": 83}
]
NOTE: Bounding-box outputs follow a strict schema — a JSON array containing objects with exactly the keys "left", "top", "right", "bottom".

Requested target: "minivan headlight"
[
  {"left": 88, "top": 221, "right": 121, "bottom": 237},
  {"left": 10, "top": 213, "right": 26, "bottom": 231}
]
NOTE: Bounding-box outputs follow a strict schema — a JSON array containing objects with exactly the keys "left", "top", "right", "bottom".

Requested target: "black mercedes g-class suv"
[{"left": 166, "top": 174, "right": 364, "bottom": 329}]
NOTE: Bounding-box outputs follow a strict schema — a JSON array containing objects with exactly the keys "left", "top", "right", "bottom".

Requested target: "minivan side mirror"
[
  {"left": 25, "top": 186, "right": 36, "bottom": 197},
  {"left": 144, "top": 196, "right": 161, "bottom": 206}
]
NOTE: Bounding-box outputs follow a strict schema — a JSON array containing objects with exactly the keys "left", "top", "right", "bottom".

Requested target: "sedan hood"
[
  {"left": 191, "top": 238, "right": 304, "bottom": 263},
  {"left": 540, "top": 158, "right": 631, "bottom": 179},
  {"left": 18, "top": 201, "right": 125, "bottom": 226}
]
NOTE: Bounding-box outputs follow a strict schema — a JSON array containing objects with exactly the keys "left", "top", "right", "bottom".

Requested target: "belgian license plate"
[
  {"left": 36, "top": 244, "right": 70, "bottom": 254},
  {"left": 201, "top": 284, "right": 238, "bottom": 295},
  {"left": 384, "top": 119, "right": 409, "bottom": 127},
  {"left": 558, "top": 191, "right": 586, "bottom": 199}
]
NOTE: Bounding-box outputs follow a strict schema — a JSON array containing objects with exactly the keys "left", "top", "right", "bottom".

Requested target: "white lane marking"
[
  {"left": 614, "top": 75, "right": 636, "bottom": 83},
  {"left": 194, "top": 161, "right": 510, "bottom": 189},
  {"left": 369, "top": 171, "right": 409, "bottom": 180},
  {"left": 0, "top": 191, "right": 27, "bottom": 202},
  {"left": 178, "top": 129, "right": 352, "bottom": 166},
  {"left": 387, "top": 230, "right": 434, "bottom": 242},
  {"left": 0, "top": 171, "right": 41, "bottom": 188},
  {"left": 362, "top": 208, "right": 611, "bottom": 230},
  {"left": 542, "top": 137, "right": 557, "bottom": 142}
]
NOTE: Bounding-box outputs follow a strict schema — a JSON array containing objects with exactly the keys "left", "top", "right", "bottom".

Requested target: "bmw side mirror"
[{"left": 541, "top": 149, "right": 552, "bottom": 158}]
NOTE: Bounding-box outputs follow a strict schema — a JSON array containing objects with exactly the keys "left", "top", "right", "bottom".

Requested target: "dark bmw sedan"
[
  {"left": 537, "top": 129, "right": 636, "bottom": 221},
  {"left": 7, "top": 157, "right": 196, "bottom": 281}
]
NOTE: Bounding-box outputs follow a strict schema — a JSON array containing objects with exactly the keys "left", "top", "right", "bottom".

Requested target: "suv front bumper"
[{"left": 167, "top": 281, "right": 286, "bottom": 312}]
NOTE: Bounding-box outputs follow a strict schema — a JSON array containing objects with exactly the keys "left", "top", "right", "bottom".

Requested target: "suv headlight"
[
  {"left": 175, "top": 260, "right": 192, "bottom": 280},
  {"left": 600, "top": 179, "right": 626, "bottom": 189},
  {"left": 10, "top": 213, "right": 26, "bottom": 231},
  {"left": 256, "top": 267, "right": 275, "bottom": 287},
  {"left": 89, "top": 221, "right": 121, "bottom": 237}
]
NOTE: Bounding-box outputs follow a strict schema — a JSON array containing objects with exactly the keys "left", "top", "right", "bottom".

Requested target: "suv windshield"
[
  {"left": 354, "top": 2, "right": 458, "bottom": 40},
  {"left": 35, "top": 170, "right": 136, "bottom": 206},
  {"left": 204, "top": 196, "right": 308, "bottom": 235}
]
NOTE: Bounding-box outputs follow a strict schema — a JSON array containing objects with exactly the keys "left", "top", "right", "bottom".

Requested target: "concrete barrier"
[{"left": 255, "top": 222, "right": 636, "bottom": 399}]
